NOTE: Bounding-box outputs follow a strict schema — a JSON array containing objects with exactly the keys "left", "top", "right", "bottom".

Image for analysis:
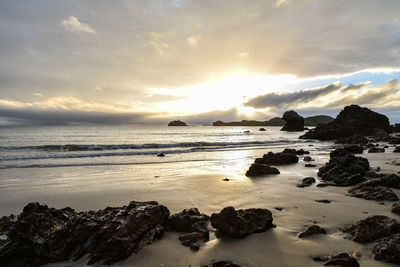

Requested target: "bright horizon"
[{"left": 1, "top": 0, "right": 400, "bottom": 125}]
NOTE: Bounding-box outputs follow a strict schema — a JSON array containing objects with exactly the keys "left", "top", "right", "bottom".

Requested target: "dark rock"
[
  {"left": 373, "top": 128, "right": 389, "bottom": 141},
  {"left": 256, "top": 151, "right": 299, "bottom": 165},
  {"left": 315, "top": 199, "right": 331, "bottom": 203},
  {"left": 394, "top": 146, "right": 400, "bottom": 153},
  {"left": 222, "top": 178, "right": 229, "bottom": 181},
  {"left": 281, "top": 110, "right": 304, "bottom": 131},
  {"left": 365, "top": 171, "right": 383, "bottom": 178},
  {"left": 210, "top": 207, "right": 274, "bottom": 238},
  {"left": 202, "top": 261, "right": 242, "bottom": 267},
  {"left": 178, "top": 232, "right": 204, "bottom": 250},
  {"left": 298, "top": 225, "right": 327, "bottom": 238},
  {"left": 303, "top": 156, "right": 312, "bottom": 162},
  {"left": 393, "top": 124, "right": 400, "bottom": 133},
  {"left": 335, "top": 134, "right": 368, "bottom": 145},
  {"left": 167, "top": 208, "right": 209, "bottom": 240},
  {"left": 168, "top": 120, "right": 187, "bottom": 126},
  {"left": 300, "top": 105, "right": 390, "bottom": 141},
  {"left": 305, "top": 164, "right": 316, "bottom": 167},
  {"left": 342, "top": 215, "right": 400, "bottom": 243},
  {"left": 190, "top": 243, "right": 200, "bottom": 251},
  {"left": 313, "top": 252, "right": 359, "bottom": 267},
  {"left": 348, "top": 180, "right": 399, "bottom": 201},
  {"left": 317, "top": 154, "right": 369, "bottom": 186},
  {"left": 368, "top": 147, "right": 385, "bottom": 153},
  {"left": 383, "top": 145, "right": 389, "bottom": 148},
  {"left": 0, "top": 201, "right": 169, "bottom": 266},
  {"left": 157, "top": 153, "right": 165, "bottom": 157},
  {"left": 281, "top": 148, "right": 310, "bottom": 155},
  {"left": 259, "top": 128, "right": 266, "bottom": 131},
  {"left": 316, "top": 183, "right": 331, "bottom": 187},
  {"left": 330, "top": 146, "right": 364, "bottom": 158},
  {"left": 372, "top": 233, "right": 400, "bottom": 264},
  {"left": 392, "top": 202, "right": 400, "bottom": 215},
  {"left": 380, "top": 174, "right": 400, "bottom": 188},
  {"left": 245, "top": 163, "right": 280, "bottom": 177},
  {"left": 274, "top": 207, "right": 283, "bottom": 211},
  {"left": 296, "top": 177, "right": 316, "bottom": 188}
]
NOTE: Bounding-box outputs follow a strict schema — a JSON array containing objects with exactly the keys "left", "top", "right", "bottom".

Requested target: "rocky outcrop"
[
  {"left": 317, "top": 154, "right": 369, "bottom": 186},
  {"left": 348, "top": 180, "right": 399, "bottom": 201},
  {"left": 372, "top": 233, "right": 400, "bottom": 264},
  {"left": 0, "top": 201, "right": 170, "bottom": 266},
  {"left": 281, "top": 110, "right": 304, "bottom": 131},
  {"left": 255, "top": 151, "right": 299, "bottom": 165},
  {"left": 300, "top": 105, "right": 390, "bottom": 140},
  {"left": 167, "top": 208, "right": 210, "bottom": 240},
  {"left": 168, "top": 120, "right": 187, "bottom": 126},
  {"left": 298, "top": 225, "right": 327, "bottom": 238},
  {"left": 343, "top": 216, "right": 400, "bottom": 243},
  {"left": 313, "top": 252, "right": 359, "bottom": 267},
  {"left": 330, "top": 146, "right": 363, "bottom": 158},
  {"left": 392, "top": 202, "right": 400, "bottom": 215},
  {"left": 296, "top": 177, "right": 316, "bottom": 188},
  {"left": 380, "top": 174, "right": 400, "bottom": 188},
  {"left": 210, "top": 207, "right": 274, "bottom": 238},
  {"left": 245, "top": 163, "right": 280, "bottom": 177}
]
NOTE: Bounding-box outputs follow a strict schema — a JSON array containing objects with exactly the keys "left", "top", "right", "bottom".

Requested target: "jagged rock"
[
  {"left": 348, "top": 180, "right": 399, "bottom": 201},
  {"left": 393, "top": 146, "right": 400, "bottom": 153},
  {"left": 313, "top": 252, "right": 359, "bottom": 267},
  {"left": 330, "top": 146, "right": 364, "bottom": 158},
  {"left": 168, "top": 120, "right": 187, "bottom": 126},
  {"left": 255, "top": 150, "right": 299, "bottom": 165},
  {"left": 202, "top": 261, "right": 243, "bottom": 267},
  {"left": 380, "top": 174, "right": 400, "bottom": 188},
  {"left": 342, "top": 215, "right": 400, "bottom": 243},
  {"left": 298, "top": 225, "right": 327, "bottom": 238},
  {"left": 0, "top": 201, "right": 170, "bottom": 266},
  {"left": 335, "top": 134, "right": 368, "bottom": 145},
  {"left": 296, "top": 177, "right": 316, "bottom": 188},
  {"left": 300, "top": 105, "right": 390, "bottom": 141},
  {"left": 392, "top": 202, "right": 400, "bottom": 215},
  {"left": 372, "top": 233, "right": 400, "bottom": 264},
  {"left": 210, "top": 207, "right": 274, "bottom": 238},
  {"left": 168, "top": 208, "right": 209, "bottom": 240},
  {"left": 281, "top": 110, "right": 304, "bottom": 131},
  {"left": 317, "top": 154, "right": 369, "bottom": 186},
  {"left": 368, "top": 147, "right": 385, "bottom": 153},
  {"left": 245, "top": 163, "right": 280, "bottom": 177}
]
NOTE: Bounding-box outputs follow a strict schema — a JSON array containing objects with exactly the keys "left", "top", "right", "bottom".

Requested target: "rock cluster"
[
  {"left": 372, "top": 233, "right": 400, "bottom": 264},
  {"left": 313, "top": 252, "right": 360, "bottom": 267},
  {"left": 210, "top": 207, "right": 274, "bottom": 238},
  {"left": 0, "top": 201, "right": 170, "bottom": 266},
  {"left": 167, "top": 208, "right": 209, "bottom": 239},
  {"left": 255, "top": 151, "right": 299, "bottom": 165},
  {"left": 300, "top": 105, "right": 390, "bottom": 141},
  {"left": 348, "top": 180, "right": 399, "bottom": 201},
  {"left": 281, "top": 110, "right": 304, "bottom": 131},
  {"left": 330, "top": 146, "right": 363, "bottom": 158}
]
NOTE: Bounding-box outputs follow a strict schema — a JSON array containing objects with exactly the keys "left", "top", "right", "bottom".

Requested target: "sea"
[{"left": 0, "top": 125, "right": 331, "bottom": 216}]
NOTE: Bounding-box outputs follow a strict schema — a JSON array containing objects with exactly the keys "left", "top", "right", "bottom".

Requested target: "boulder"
[
  {"left": 317, "top": 154, "right": 369, "bottom": 186},
  {"left": 245, "top": 163, "right": 280, "bottom": 177},
  {"left": 168, "top": 120, "right": 187, "bottom": 126},
  {"left": 392, "top": 202, "right": 400, "bottom": 215},
  {"left": 372, "top": 233, "right": 400, "bottom": 264},
  {"left": 296, "top": 177, "right": 316, "bottom": 188},
  {"left": 342, "top": 215, "right": 400, "bottom": 243},
  {"left": 348, "top": 180, "right": 399, "bottom": 201},
  {"left": 303, "top": 156, "right": 312, "bottom": 162},
  {"left": 210, "top": 207, "right": 274, "bottom": 238},
  {"left": 298, "top": 225, "right": 327, "bottom": 238},
  {"left": 167, "top": 208, "right": 209, "bottom": 239},
  {"left": 380, "top": 174, "right": 400, "bottom": 188},
  {"left": 281, "top": 110, "right": 304, "bottom": 131},
  {"left": 394, "top": 146, "right": 400, "bottom": 153},
  {"left": 300, "top": 105, "right": 390, "bottom": 140},
  {"left": 313, "top": 252, "right": 359, "bottom": 267},
  {"left": 255, "top": 150, "right": 299, "bottom": 165},
  {"left": 330, "top": 146, "right": 364, "bottom": 158},
  {"left": 259, "top": 128, "right": 266, "bottom": 131},
  {"left": 0, "top": 201, "right": 170, "bottom": 266}
]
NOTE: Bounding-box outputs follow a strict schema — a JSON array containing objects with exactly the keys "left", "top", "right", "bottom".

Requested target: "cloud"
[
  {"left": 187, "top": 35, "right": 201, "bottom": 46},
  {"left": 60, "top": 16, "right": 96, "bottom": 34},
  {"left": 275, "top": 0, "right": 290, "bottom": 8},
  {"left": 237, "top": 52, "right": 249, "bottom": 58}
]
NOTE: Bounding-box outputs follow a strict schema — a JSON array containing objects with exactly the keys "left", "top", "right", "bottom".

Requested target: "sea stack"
[
  {"left": 281, "top": 110, "right": 304, "bottom": 131},
  {"left": 168, "top": 120, "right": 187, "bottom": 126}
]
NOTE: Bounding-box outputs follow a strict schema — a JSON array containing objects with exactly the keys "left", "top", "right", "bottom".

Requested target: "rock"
[
  {"left": 178, "top": 232, "right": 204, "bottom": 249},
  {"left": 274, "top": 207, "right": 284, "bottom": 211},
  {"left": 392, "top": 202, "right": 400, "bottom": 215},
  {"left": 392, "top": 124, "right": 400, "bottom": 133},
  {"left": 305, "top": 164, "right": 316, "bottom": 167},
  {"left": 330, "top": 146, "right": 364, "bottom": 158},
  {"left": 256, "top": 150, "right": 299, "bottom": 165},
  {"left": 317, "top": 154, "right": 369, "bottom": 186},
  {"left": 0, "top": 201, "right": 170, "bottom": 266},
  {"left": 296, "top": 177, "right": 316, "bottom": 188},
  {"left": 300, "top": 105, "right": 390, "bottom": 141},
  {"left": 190, "top": 243, "right": 200, "bottom": 251},
  {"left": 368, "top": 147, "right": 385, "bottom": 153},
  {"left": 202, "top": 261, "right": 243, "bottom": 267},
  {"left": 315, "top": 199, "right": 331, "bottom": 203},
  {"left": 245, "top": 163, "right": 280, "bottom": 177},
  {"left": 298, "top": 225, "right": 327, "bottom": 238},
  {"left": 335, "top": 134, "right": 368, "bottom": 145},
  {"left": 348, "top": 180, "right": 399, "bottom": 201},
  {"left": 342, "top": 215, "right": 400, "bottom": 243},
  {"left": 394, "top": 146, "right": 400, "bottom": 153},
  {"left": 259, "top": 128, "right": 266, "bottom": 131},
  {"left": 157, "top": 153, "right": 165, "bottom": 157},
  {"left": 168, "top": 120, "right": 187, "bottom": 126},
  {"left": 222, "top": 178, "right": 229, "bottom": 181},
  {"left": 380, "top": 174, "right": 400, "bottom": 188},
  {"left": 313, "top": 252, "right": 359, "bottom": 267},
  {"left": 303, "top": 156, "right": 312, "bottom": 162},
  {"left": 281, "top": 110, "right": 304, "bottom": 131},
  {"left": 372, "top": 233, "right": 400, "bottom": 264},
  {"left": 167, "top": 208, "right": 210, "bottom": 240},
  {"left": 373, "top": 128, "right": 389, "bottom": 141},
  {"left": 210, "top": 207, "right": 274, "bottom": 238}
]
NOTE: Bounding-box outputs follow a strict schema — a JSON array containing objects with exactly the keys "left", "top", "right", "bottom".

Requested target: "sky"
[{"left": 0, "top": 0, "right": 400, "bottom": 125}]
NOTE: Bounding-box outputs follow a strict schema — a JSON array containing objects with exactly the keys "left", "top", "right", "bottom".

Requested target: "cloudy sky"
[{"left": 1, "top": 0, "right": 399, "bottom": 125}]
